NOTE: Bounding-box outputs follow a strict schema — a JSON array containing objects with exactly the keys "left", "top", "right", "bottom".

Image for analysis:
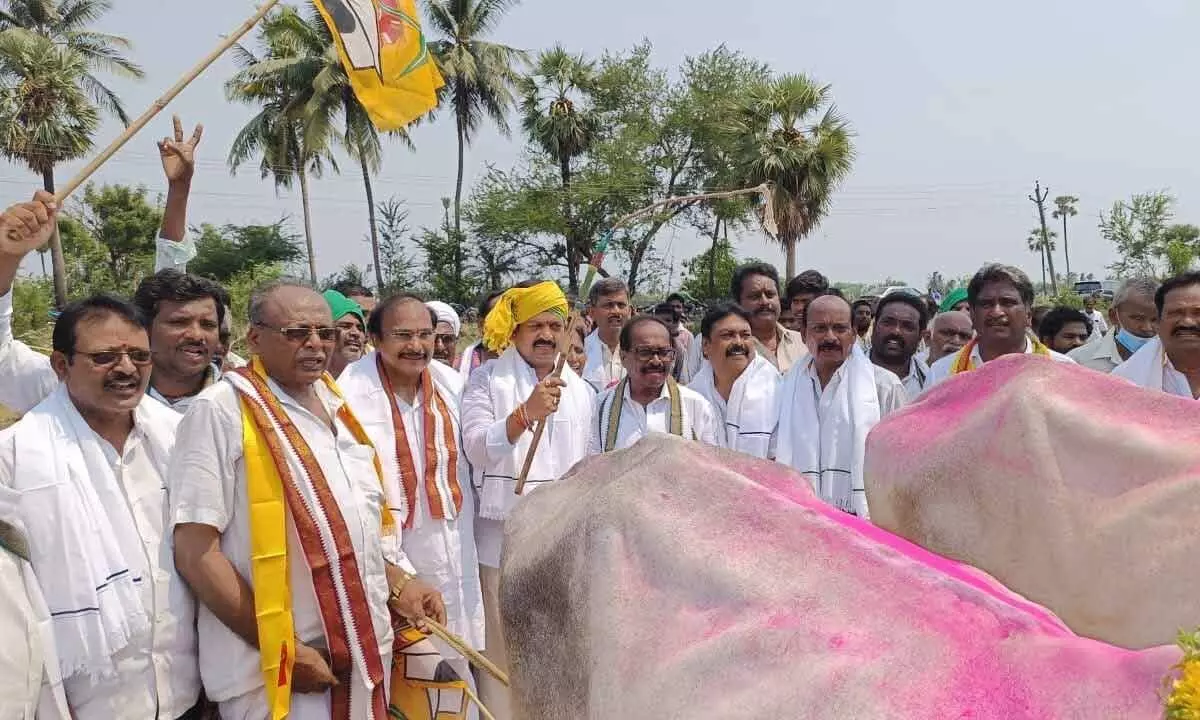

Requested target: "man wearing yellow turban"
[{"left": 461, "top": 280, "right": 596, "bottom": 719}]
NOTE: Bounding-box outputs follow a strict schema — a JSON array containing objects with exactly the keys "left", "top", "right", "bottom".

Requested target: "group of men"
[{"left": 0, "top": 121, "right": 1197, "bottom": 720}]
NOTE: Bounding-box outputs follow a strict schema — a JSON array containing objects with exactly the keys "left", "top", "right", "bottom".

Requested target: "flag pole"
[
  {"left": 513, "top": 183, "right": 776, "bottom": 494},
  {"left": 54, "top": 0, "right": 283, "bottom": 203}
]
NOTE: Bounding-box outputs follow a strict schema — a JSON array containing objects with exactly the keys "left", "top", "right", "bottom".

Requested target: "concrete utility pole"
[{"left": 1029, "top": 181, "right": 1058, "bottom": 295}]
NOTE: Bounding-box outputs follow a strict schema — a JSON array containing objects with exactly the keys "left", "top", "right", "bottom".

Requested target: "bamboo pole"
[
  {"left": 513, "top": 183, "right": 776, "bottom": 494},
  {"left": 424, "top": 617, "right": 511, "bottom": 688},
  {"left": 53, "top": 0, "right": 283, "bottom": 204}
]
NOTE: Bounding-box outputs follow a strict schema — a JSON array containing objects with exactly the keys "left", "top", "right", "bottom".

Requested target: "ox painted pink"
[{"left": 501, "top": 434, "right": 1176, "bottom": 719}]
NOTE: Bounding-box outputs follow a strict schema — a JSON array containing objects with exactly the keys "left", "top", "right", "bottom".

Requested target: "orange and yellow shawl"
[{"left": 950, "top": 337, "right": 1051, "bottom": 375}]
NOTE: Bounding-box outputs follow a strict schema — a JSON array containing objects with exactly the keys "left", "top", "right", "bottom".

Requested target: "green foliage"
[
  {"left": 1101, "top": 192, "right": 1175, "bottom": 278},
  {"left": 678, "top": 239, "right": 765, "bottom": 303},
  {"left": 414, "top": 226, "right": 475, "bottom": 306},
  {"left": 375, "top": 198, "right": 422, "bottom": 295},
  {"left": 10, "top": 276, "right": 52, "bottom": 345},
  {"left": 1160, "top": 224, "right": 1200, "bottom": 277},
  {"left": 224, "top": 263, "right": 285, "bottom": 356},
  {"left": 189, "top": 220, "right": 304, "bottom": 282}
]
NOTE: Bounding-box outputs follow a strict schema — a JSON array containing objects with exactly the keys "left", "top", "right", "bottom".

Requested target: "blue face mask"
[{"left": 1116, "top": 327, "right": 1152, "bottom": 354}]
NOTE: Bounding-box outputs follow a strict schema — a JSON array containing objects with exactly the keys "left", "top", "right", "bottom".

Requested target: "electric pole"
[{"left": 1029, "top": 181, "right": 1058, "bottom": 295}]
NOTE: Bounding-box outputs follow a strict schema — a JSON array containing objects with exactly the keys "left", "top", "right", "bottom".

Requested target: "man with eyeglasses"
[
  {"left": 583, "top": 277, "right": 633, "bottom": 391},
  {"left": 425, "top": 300, "right": 461, "bottom": 368},
  {"left": 591, "top": 315, "right": 718, "bottom": 454},
  {"left": 0, "top": 294, "right": 201, "bottom": 719},
  {"left": 776, "top": 294, "right": 907, "bottom": 519},
  {"left": 322, "top": 289, "right": 367, "bottom": 379},
  {"left": 927, "top": 265, "right": 1075, "bottom": 387},
  {"left": 339, "top": 294, "right": 484, "bottom": 700},
  {"left": 869, "top": 292, "right": 930, "bottom": 398},
  {"left": 170, "top": 281, "right": 445, "bottom": 720},
  {"left": 461, "top": 280, "right": 594, "bottom": 719},
  {"left": 686, "top": 303, "right": 779, "bottom": 459}
]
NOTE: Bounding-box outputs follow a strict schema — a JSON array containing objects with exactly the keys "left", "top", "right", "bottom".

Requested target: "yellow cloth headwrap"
[{"left": 483, "top": 281, "right": 569, "bottom": 352}]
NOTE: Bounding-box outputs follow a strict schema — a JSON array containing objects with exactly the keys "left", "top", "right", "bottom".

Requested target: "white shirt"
[
  {"left": 1087, "top": 309, "right": 1109, "bottom": 340},
  {"left": 1068, "top": 331, "right": 1127, "bottom": 374},
  {"left": 0, "top": 539, "right": 67, "bottom": 720},
  {"left": 460, "top": 359, "right": 594, "bottom": 568},
  {"left": 0, "top": 290, "right": 57, "bottom": 416},
  {"left": 168, "top": 379, "right": 398, "bottom": 709},
  {"left": 589, "top": 381, "right": 720, "bottom": 454},
  {"left": 896, "top": 357, "right": 930, "bottom": 399},
  {"left": 0, "top": 417, "right": 200, "bottom": 719},
  {"left": 583, "top": 331, "right": 625, "bottom": 390},
  {"left": 801, "top": 362, "right": 909, "bottom": 418},
  {"left": 927, "top": 338, "right": 1076, "bottom": 387}
]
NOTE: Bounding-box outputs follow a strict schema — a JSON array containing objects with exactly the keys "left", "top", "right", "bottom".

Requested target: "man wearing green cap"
[
  {"left": 939, "top": 287, "right": 970, "bottom": 314},
  {"left": 323, "top": 289, "right": 367, "bottom": 378}
]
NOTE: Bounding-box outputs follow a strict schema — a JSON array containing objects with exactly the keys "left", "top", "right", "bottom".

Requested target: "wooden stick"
[
  {"left": 512, "top": 182, "right": 776, "bottom": 493},
  {"left": 424, "top": 617, "right": 511, "bottom": 688},
  {"left": 53, "top": 0, "right": 283, "bottom": 203},
  {"left": 464, "top": 682, "right": 498, "bottom": 720}
]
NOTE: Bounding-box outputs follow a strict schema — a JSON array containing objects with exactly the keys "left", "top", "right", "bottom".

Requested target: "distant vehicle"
[
  {"left": 1073, "top": 280, "right": 1119, "bottom": 301},
  {"left": 861, "top": 286, "right": 925, "bottom": 301}
]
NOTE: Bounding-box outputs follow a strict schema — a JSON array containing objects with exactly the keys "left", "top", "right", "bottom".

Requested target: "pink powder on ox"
[
  {"left": 868, "top": 353, "right": 1200, "bottom": 650},
  {"left": 499, "top": 434, "right": 1177, "bottom": 719}
]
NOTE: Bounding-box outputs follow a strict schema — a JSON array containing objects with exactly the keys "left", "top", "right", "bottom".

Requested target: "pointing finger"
[{"left": 172, "top": 114, "right": 183, "bottom": 142}]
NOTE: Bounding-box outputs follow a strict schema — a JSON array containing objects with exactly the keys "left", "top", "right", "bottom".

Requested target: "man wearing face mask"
[
  {"left": 686, "top": 303, "right": 779, "bottom": 459},
  {"left": 1069, "top": 278, "right": 1159, "bottom": 374},
  {"left": 869, "top": 293, "right": 930, "bottom": 398},
  {"left": 927, "top": 264, "right": 1075, "bottom": 387},
  {"left": 460, "top": 280, "right": 594, "bottom": 719},
  {"left": 338, "top": 294, "right": 484, "bottom": 698},
  {"left": 1113, "top": 273, "right": 1200, "bottom": 398},
  {"left": 591, "top": 316, "right": 718, "bottom": 454},
  {"left": 776, "top": 294, "right": 907, "bottom": 520}
]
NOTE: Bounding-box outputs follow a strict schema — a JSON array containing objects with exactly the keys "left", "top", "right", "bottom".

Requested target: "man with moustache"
[
  {"left": 923, "top": 311, "right": 974, "bottom": 366},
  {"left": 686, "top": 303, "right": 779, "bottom": 458},
  {"left": 0, "top": 294, "right": 201, "bottom": 719},
  {"left": 776, "top": 294, "right": 907, "bottom": 519},
  {"left": 869, "top": 292, "right": 930, "bottom": 398},
  {"left": 928, "top": 264, "right": 1075, "bottom": 387},
  {"left": 1114, "top": 273, "right": 1200, "bottom": 398},
  {"left": 1070, "top": 278, "right": 1159, "bottom": 374},
  {"left": 583, "top": 277, "right": 633, "bottom": 391},
  {"left": 321, "top": 289, "right": 367, "bottom": 378},
  {"left": 460, "top": 280, "right": 594, "bottom": 719},
  {"left": 851, "top": 299, "right": 874, "bottom": 350},
  {"left": 1037, "top": 307, "right": 1093, "bottom": 355},
  {"left": 426, "top": 300, "right": 462, "bottom": 368},
  {"left": 170, "top": 281, "right": 445, "bottom": 720},
  {"left": 591, "top": 316, "right": 718, "bottom": 454},
  {"left": 457, "top": 290, "right": 505, "bottom": 381},
  {"left": 339, "top": 294, "right": 484, "bottom": 696}
]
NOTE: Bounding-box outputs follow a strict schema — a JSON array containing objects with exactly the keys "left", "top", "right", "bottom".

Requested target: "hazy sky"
[{"left": 8, "top": 0, "right": 1200, "bottom": 289}]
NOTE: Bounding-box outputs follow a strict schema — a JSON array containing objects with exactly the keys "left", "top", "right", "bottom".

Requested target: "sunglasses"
[
  {"left": 256, "top": 323, "right": 339, "bottom": 343},
  {"left": 78, "top": 350, "right": 152, "bottom": 367},
  {"left": 631, "top": 346, "right": 677, "bottom": 362}
]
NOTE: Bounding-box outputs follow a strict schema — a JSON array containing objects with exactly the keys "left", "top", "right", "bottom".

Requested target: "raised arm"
[
  {"left": 155, "top": 115, "right": 203, "bottom": 272},
  {"left": 0, "top": 193, "right": 60, "bottom": 413}
]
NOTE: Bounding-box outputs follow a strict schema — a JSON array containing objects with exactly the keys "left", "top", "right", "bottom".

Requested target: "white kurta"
[
  {"left": 926, "top": 338, "right": 1076, "bottom": 387},
  {"left": 583, "top": 331, "right": 625, "bottom": 391},
  {"left": 897, "top": 356, "right": 930, "bottom": 399},
  {"left": 688, "top": 354, "right": 780, "bottom": 458},
  {"left": 0, "top": 391, "right": 199, "bottom": 720},
  {"left": 0, "top": 290, "right": 57, "bottom": 416},
  {"left": 338, "top": 355, "right": 485, "bottom": 658},
  {"left": 1111, "top": 336, "right": 1199, "bottom": 399},
  {"left": 169, "top": 379, "right": 402, "bottom": 720},
  {"left": 590, "top": 381, "right": 719, "bottom": 454}
]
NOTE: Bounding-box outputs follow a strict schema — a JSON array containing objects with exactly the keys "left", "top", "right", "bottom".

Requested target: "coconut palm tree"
[
  {"left": 724, "top": 74, "right": 854, "bottom": 280},
  {"left": 226, "top": 7, "right": 336, "bottom": 284},
  {"left": 427, "top": 0, "right": 526, "bottom": 238},
  {"left": 0, "top": 0, "right": 143, "bottom": 306},
  {"left": 1027, "top": 227, "right": 1057, "bottom": 293},
  {"left": 1052, "top": 195, "right": 1078, "bottom": 279},
  {"left": 520, "top": 45, "right": 599, "bottom": 293}
]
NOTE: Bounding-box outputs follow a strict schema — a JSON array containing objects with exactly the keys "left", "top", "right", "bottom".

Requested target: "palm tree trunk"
[
  {"left": 1040, "top": 245, "right": 1047, "bottom": 292},
  {"left": 454, "top": 117, "right": 466, "bottom": 236},
  {"left": 297, "top": 168, "right": 318, "bottom": 284},
  {"left": 1061, "top": 215, "right": 1071, "bottom": 279},
  {"left": 1043, "top": 232, "right": 1059, "bottom": 295},
  {"left": 707, "top": 217, "right": 721, "bottom": 298},
  {"left": 41, "top": 169, "right": 68, "bottom": 308},
  {"left": 560, "top": 154, "right": 578, "bottom": 295},
  {"left": 360, "top": 152, "right": 382, "bottom": 290},
  {"left": 785, "top": 235, "right": 797, "bottom": 282}
]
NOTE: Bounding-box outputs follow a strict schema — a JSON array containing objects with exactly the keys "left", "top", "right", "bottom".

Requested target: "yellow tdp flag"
[
  {"left": 313, "top": 0, "right": 444, "bottom": 130},
  {"left": 390, "top": 623, "right": 470, "bottom": 719}
]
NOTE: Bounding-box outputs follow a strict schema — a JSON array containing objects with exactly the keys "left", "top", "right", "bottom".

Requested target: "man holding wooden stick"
[{"left": 461, "top": 280, "right": 594, "bottom": 719}]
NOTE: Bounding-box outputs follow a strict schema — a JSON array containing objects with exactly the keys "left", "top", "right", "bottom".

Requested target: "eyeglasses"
[
  {"left": 435, "top": 333, "right": 457, "bottom": 346},
  {"left": 386, "top": 329, "right": 435, "bottom": 343},
  {"left": 255, "top": 323, "right": 339, "bottom": 343},
  {"left": 77, "top": 349, "right": 152, "bottom": 367},
  {"left": 631, "top": 346, "right": 677, "bottom": 362}
]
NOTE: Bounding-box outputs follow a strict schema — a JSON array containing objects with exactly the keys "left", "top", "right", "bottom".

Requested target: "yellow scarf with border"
[
  {"left": 950, "top": 336, "right": 1051, "bottom": 375},
  {"left": 238, "top": 357, "right": 394, "bottom": 720}
]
